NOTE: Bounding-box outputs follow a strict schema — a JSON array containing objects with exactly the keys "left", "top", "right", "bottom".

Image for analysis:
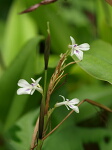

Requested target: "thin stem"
[
  {"left": 43, "top": 70, "right": 48, "bottom": 99},
  {"left": 45, "top": 53, "right": 66, "bottom": 114},
  {"left": 42, "top": 110, "right": 74, "bottom": 141},
  {"left": 43, "top": 98, "right": 112, "bottom": 141},
  {"left": 30, "top": 70, "right": 48, "bottom": 150},
  {"left": 30, "top": 118, "right": 39, "bottom": 150},
  {"left": 31, "top": 98, "right": 112, "bottom": 149},
  {"left": 38, "top": 70, "right": 47, "bottom": 139},
  {"left": 43, "top": 100, "right": 85, "bottom": 141},
  {"left": 38, "top": 101, "right": 44, "bottom": 140},
  {"left": 51, "top": 73, "right": 67, "bottom": 93},
  {"left": 63, "top": 60, "right": 81, "bottom": 69}
]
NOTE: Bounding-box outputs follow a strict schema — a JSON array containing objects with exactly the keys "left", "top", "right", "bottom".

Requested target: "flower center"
[
  {"left": 74, "top": 44, "right": 77, "bottom": 47},
  {"left": 76, "top": 50, "right": 79, "bottom": 53},
  {"left": 31, "top": 83, "right": 35, "bottom": 86},
  {"left": 26, "top": 89, "right": 30, "bottom": 91}
]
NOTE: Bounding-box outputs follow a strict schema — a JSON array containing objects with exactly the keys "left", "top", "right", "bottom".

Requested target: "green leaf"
[
  {"left": 9, "top": 109, "right": 39, "bottom": 150},
  {"left": 97, "top": 0, "right": 112, "bottom": 44},
  {"left": 43, "top": 84, "right": 112, "bottom": 150},
  {"left": 2, "top": 1, "right": 37, "bottom": 67},
  {"left": 29, "top": 3, "right": 74, "bottom": 54},
  {"left": 43, "top": 125, "right": 112, "bottom": 150},
  {"left": 70, "top": 84, "right": 112, "bottom": 123},
  {"left": 76, "top": 40, "right": 112, "bottom": 84},
  {"left": 0, "top": 37, "right": 41, "bottom": 130}
]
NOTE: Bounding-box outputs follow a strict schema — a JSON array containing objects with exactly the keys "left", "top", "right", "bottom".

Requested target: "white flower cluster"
[{"left": 17, "top": 36, "right": 88, "bottom": 114}]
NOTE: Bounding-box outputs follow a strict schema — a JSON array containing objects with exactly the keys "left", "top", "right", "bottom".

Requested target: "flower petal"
[
  {"left": 18, "top": 79, "right": 31, "bottom": 88},
  {"left": 74, "top": 50, "right": 83, "bottom": 60},
  {"left": 31, "top": 78, "right": 35, "bottom": 83},
  {"left": 78, "top": 43, "right": 90, "bottom": 51},
  {"left": 36, "top": 86, "right": 43, "bottom": 94},
  {"left": 30, "top": 89, "right": 35, "bottom": 95},
  {"left": 65, "top": 104, "right": 70, "bottom": 110},
  {"left": 35, "top": 77, "right": 42, "bottom": 86},
  {"left": 69, "top": 98, "right": 80, "bottom": 105},
  {"left": 70, "top": 36, "right": 76, "bottom": 45},
  {"left": 71, "top": 48, "right": 75, "bottom": 56},
  {"left": 59, "top": 95, "right": 66, "bottom": 101},
  {"left": 17, "top": 88, "right": 31, "bottom": 95},
  {"left": 68, "top": 45, "right": 72, "bottom": 49},
  {"left": 69, "top": 105, "right": 79, "bottom": 113},
  {"left": 55, "top": 101, "right": 67, "bottom": 107}
]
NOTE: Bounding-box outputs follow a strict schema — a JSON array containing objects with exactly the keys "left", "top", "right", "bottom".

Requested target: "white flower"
[
  {"left": 55, "top": 95, "right": 80, "bottom": 113},
  {"left": 69, "top": 36, "right": 90, "bottom": 60},
  {"left": 17, "top": 77, "right": 43, "bottom": 95}
]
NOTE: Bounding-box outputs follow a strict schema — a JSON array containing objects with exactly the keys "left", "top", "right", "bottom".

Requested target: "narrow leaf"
[
  {"left": 76, "top": 40, "right": 112, "bottom": 84},
  {"left": 2, "top": 1, "right": 37, "bottom": 66},
  {"left": 0, "top": 37, "right": 41, "bottom": 127}
]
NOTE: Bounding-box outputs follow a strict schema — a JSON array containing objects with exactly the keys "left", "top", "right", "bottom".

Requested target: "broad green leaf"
[
  {"left": 0, "top": 21, "right": 5, "bottom": 76},
  {"left": 28, "top": 3, "right": 74, "bottom": 54},
  {"left": 70, "top": 84, "right": 112, "bottom": 123},
  {"left": 2, "top": 1, "right": 37, "bottom": 67},
  {"left": 4, "top": 53, "right": 36, "bottom": 131},
  {"left": 43, "top": 125, "right": 112, "bottom": 150},
  {"left": 9, "top": 109, "right": 39, "bottom": 150},
  {"left": 58, "top": 0, "right": 93, "bottom": 26},
  {"left": 97, "top": 0, "right": 112, "bottom": 44},
  {"left": 43, "top": 84, "right": 112, "bottom": 150},
  {"left": 0, "top": 21, "right": 5, "bottom": 49},
  {"left": 51, "top": 83, "right": 112, "bottom": 130},
  {"left": 0, "top": 37, "right": 41, "bottom": 126},
  {"left": 76, "top": 40, "right": 112, "bottom": 84}
]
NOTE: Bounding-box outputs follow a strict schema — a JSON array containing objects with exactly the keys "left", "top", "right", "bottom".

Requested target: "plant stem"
[
  {"left": 37, "top": 139, "right": 43, "bottom": 150},
  {"left": 45, "top": 53, "right": 66, "bottom": 114},
  {"left": 30, "top": 118, "right": 39, "bottom": 150},
  {"left": 63, "top": 60, "right": 81, "bottom": 69},
  {"left": 37, "top": 70, "right": 47, "bottom": 148},
  {"left": 43, "top": 100, "right": 85, "bottom": 140},
  {"left": 43, "top": 70, "right": 48, "bottom": 99},
  {"left": 43, "top": 99, "right": 112, "bottom": 141}
]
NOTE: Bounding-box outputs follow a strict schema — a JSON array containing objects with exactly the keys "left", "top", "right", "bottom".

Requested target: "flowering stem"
[
  {"left": 45, "top": 53, "right": 67, "bottom": 114},
  {"left": 42, "top": 110, "right": 74, "bottom": 141},
  {"left": 42, "top": 100, "right": 83, "bottom": 141},
  {"left": 43, "top": 99, "right": 90, "bottom": 140},
  {"left": 42, "top": 99, "right": 112, "bottom": 141},
  {"left": 38, "top": 70, "right": 47, "bottom": 146}
]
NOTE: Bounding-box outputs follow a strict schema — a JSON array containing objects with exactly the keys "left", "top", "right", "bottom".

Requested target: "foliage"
[{"left": 0, "top": 0, "right": 112, "bottom": 150}]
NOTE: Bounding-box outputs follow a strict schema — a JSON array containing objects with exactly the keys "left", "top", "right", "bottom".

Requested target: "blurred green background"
[{"left": 0, "top": 0, "right": 112, "bottom": 150}]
